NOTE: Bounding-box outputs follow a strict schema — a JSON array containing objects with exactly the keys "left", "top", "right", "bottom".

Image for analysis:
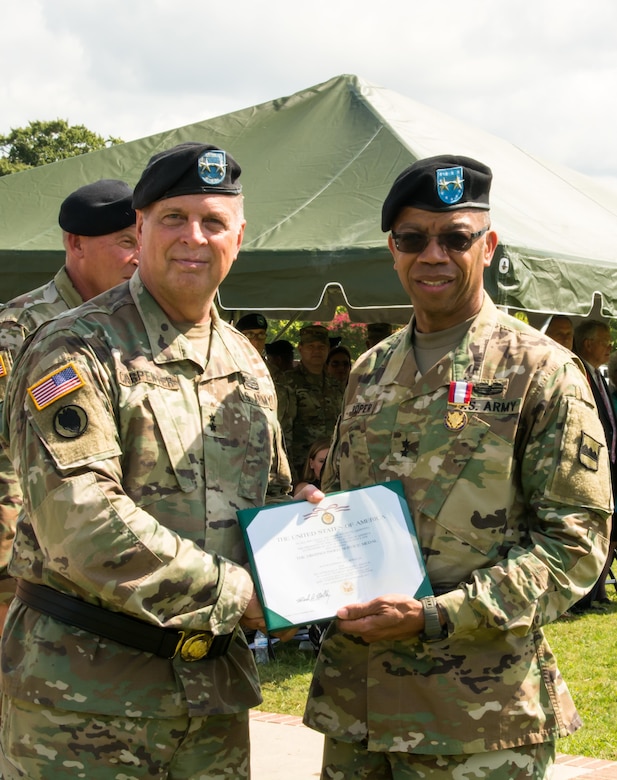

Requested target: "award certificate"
[{"left": 237, "top": 481, "right": 432, "bottom": 632}]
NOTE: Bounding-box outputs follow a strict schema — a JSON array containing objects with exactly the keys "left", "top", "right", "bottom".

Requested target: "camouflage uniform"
[
  {"left": 321, "top": 738, "right": 556, "bottom": 779},
  {"left": 0, "top": 266, "right": 84, "bottom": 604},
  {"left": 277, "top": 363, "right": 343, "bottom": 480},
  {"left": 0, "top": 271, "right": 291, "bottom": 777},
  {"left": 304, "top": 296, "right": 611, "bottom": 764}
]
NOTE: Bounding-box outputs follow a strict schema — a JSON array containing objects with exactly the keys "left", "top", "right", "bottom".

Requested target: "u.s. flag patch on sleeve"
[{"left": 27, "top": 363, "right": 85, "bottom": 411}]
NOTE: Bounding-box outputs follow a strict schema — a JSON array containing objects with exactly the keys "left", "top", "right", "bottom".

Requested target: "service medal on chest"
[
  {"left": 444, "top": 380, "right": 473, "bottom": 431},
  {"left": 444, "top": 408, "right": 468, "bottom": 431}
]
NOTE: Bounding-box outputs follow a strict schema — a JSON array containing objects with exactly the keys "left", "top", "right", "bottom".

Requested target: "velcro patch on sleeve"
[
  {"left": 547, "top": 396, "right": 612, "bottom": 512},
  {"left": 579, "top": 431, "right": 602, "bottom": 471},
  {"left": 27, "top": 362, "right": 85, "bottom": 411}
]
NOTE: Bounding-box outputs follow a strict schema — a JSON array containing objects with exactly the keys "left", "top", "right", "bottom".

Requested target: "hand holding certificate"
[{"left": 237, "top": 481, "right": 432, "bottom": 632}]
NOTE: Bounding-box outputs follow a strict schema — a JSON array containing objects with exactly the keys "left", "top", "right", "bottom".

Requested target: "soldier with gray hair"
[
  {"left": 0, "top": 143, "right": 319, "bottom": 778},
  {"left": 304, "top": 155, "right": 611, "bottom": 779},
  {"left": 0, "top": 178, "right": 139, "bottom": 635}
]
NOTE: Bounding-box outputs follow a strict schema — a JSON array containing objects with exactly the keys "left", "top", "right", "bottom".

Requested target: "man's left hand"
[{"left": 336, "top": 594, "right": 424, "bottom": 643}]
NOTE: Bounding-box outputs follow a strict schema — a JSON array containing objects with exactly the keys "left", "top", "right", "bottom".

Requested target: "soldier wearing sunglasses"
[{"left": 304, "top": 155, "right": 611, "bottom": 779}]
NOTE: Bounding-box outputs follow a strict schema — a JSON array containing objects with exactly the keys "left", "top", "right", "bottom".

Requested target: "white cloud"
[{"left": 2, "top": 0, "right": 617, "bottom": 179}]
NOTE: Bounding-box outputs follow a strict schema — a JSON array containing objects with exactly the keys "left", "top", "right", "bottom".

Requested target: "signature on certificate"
[{"left": 297, "top": 590, "right": 330, "bottom": 604}]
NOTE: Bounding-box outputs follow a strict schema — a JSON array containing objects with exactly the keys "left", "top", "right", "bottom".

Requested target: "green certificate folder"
[{"left": 237, "top": 480, "right": 432, "bottom": 632}]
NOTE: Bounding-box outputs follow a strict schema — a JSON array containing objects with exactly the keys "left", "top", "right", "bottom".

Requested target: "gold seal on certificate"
[{"left": 237, "top": 481, "right": 432, "bottom": 632}]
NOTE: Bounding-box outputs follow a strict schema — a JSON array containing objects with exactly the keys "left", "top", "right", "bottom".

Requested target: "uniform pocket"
[
  {"left": 122, "top": 386, "right": 198, "bottom": 505},
  {"left": 202, "top": 388, "right": 275, "bottom": 503},
  {"left": 238, "top": 403, "right": 275, "bottom": 501},
  {"left": 418, "top": 420, "right": 514, "bottom": 556}
]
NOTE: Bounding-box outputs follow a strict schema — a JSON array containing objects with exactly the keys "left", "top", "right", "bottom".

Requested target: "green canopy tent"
[{"left": 1, "top": 73, "right": 617, "bottom": 323}]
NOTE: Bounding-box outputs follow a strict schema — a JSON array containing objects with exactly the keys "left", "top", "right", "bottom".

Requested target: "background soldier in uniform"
[
  {"left": 0, "top": 142, "right": 317, "bottom": 778},
  {"left": 365, "top": 321, "right": 393, "bottom": 349},
  {"left": 303, "top": 155, "right": 612, "bottom": 779},
  {"left": 235, "top": 312, "right": 269, "bottom": 356},
  {"left": 0, "top": 179, "right": 138, "bottom": 632},
  {"left": 277, "top": 324, "right": 343, "bottom": 482},
  {"left": 264, "top": 339, "right": 294, "bottom": 381}
]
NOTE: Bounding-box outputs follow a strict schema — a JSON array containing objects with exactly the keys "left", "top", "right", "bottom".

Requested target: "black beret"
[
  {"left": 265, "top": 340, "right": 294, "bottom": 357},
  {"left": 366, "top": 322, "right": 393, "bottom": 339},
  {"left": 236, "top": 313, "right": 268, "bottom": 331},
  {"left": 132, "top": 142, "right": 242, "bottom": 209},
  {"left": 382, "top": 155, "right": 492, "bottom": 231},
  {"left": 58, "top": 179, "right": 136, "bottom": 236}
]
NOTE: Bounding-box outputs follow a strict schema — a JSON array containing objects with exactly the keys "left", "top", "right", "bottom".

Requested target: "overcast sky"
[{"left": 2, "top": 0, "right": 616, "bottom": 182}]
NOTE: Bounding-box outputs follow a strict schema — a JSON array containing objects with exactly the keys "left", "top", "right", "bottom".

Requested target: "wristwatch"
[{"left": 420, "top": 595, "right": 446, "bottom": 642}]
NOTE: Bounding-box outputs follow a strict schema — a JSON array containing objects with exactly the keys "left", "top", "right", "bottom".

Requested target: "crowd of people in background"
[{"left": 234, "top": 313, "right": 395, "bottom": 481}]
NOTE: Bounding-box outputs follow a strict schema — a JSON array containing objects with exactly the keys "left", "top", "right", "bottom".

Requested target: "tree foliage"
[{"left": 0, "top": 119, "right": 123, "bottom": 176}]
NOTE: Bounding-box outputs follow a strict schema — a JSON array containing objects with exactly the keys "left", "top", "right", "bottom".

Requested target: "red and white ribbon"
[{"left": 448, "top": 381, "right": 473, "bottom": 405}]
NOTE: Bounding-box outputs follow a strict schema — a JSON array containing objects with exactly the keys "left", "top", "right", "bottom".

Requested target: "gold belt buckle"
[{"left": 174, "top": 631, "right": 214, "bottom": 661}]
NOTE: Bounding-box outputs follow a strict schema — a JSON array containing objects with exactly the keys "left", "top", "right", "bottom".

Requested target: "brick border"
[
  {"left": 251, "top": 711, "right": 304, "bottom": 726},
  {"left": 556, "top": 753, "right": 617, "bottom": 778}
]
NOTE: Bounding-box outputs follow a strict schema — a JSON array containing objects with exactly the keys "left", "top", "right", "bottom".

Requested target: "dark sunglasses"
[{"left": 391, "top": 225, "right": 489, "bottom": 254}]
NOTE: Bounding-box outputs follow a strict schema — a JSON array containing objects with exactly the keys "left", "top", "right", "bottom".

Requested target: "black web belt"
[{"left": 16, "top": 579, "right": 235, "bottom": 662}]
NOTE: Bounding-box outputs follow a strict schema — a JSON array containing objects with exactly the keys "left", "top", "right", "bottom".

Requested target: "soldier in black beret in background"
[
  {"left": 365, "top": 321, "right": 393, "bottom": 349},
  {"left": 0, "top": 178, "right": 138, "bottom": 636},
  {"left": 264, "top": 339, "right": 294, "bottom": 380},
  {"left": 235, "top": 312, "right": 269, "bottom": 355}
]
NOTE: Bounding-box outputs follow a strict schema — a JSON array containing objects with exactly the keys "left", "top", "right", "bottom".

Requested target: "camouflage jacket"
[
  {"left": 277, "top": 363, "right": 343, "bottom": 480},
  {"left": 304, "top": 296, "right": 612, "bottom": 754},
  {"left": 0, "top": 266, "right": 84, "bottom": 600},
  {"left": 1, "top": 271, "right": 292, "bottom": 718}
]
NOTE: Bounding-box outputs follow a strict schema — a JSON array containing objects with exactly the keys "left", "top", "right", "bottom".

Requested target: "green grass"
[
  {"left": 547, "top": 590, "right": 617, "bottom": 760},
  {"left": 255, "top": 639, "right": 317, "bottom": 715},
  {"left": 256, "top": 590, "right": 617, "bottom": 760}
]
